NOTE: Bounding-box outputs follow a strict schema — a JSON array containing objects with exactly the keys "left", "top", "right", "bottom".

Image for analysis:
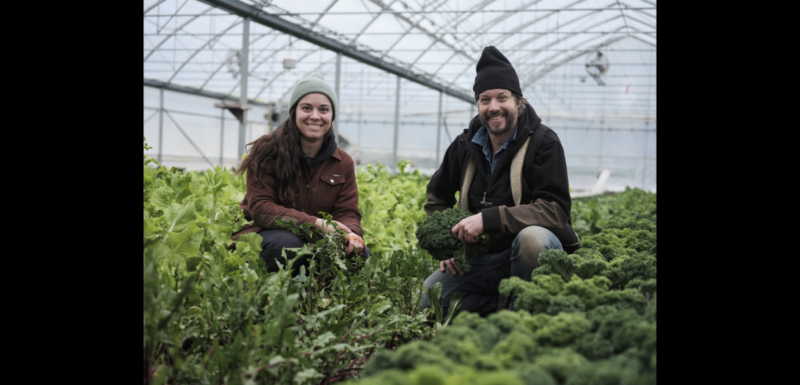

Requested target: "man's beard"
[{"left": 480, "top": 107, "right": 518, "bottom": 137}]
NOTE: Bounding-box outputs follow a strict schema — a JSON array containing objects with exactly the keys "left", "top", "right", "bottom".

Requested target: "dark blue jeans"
[
  {"left": 419, "top": 226, "right": 562, "bottom": 317},
  {"left": 258, "top": 229, "right": 371, "bottom": 273}
]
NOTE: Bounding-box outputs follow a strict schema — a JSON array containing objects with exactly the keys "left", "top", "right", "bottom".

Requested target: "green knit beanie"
[{"left": 289, "top": 72, "right": 338, "bottom": 120}]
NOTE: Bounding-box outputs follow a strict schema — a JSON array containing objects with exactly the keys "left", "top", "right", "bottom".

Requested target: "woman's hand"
[
  {"left": 332, "top": 220, "right": 351, "bottom": 234},
  {"left": 314, "top": 218, "right": 361, "bottom": 254},
  {"left": 345, "top": 233, "right": 365, "bottom": 255},
  {"left": 314, "top": 218, "right": 351, "bottom": 234}
]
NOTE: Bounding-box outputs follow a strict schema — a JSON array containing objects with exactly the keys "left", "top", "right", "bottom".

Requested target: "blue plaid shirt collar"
[{"left": 471, "top": 124, "right": 518, "bottom": 180}]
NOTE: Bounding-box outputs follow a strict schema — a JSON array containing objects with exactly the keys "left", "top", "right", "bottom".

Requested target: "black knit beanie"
[{"left": 473, "top": 46, "right": 522, "bottom": 100}]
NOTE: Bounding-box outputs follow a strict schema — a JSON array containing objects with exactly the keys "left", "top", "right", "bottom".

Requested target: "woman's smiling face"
[{"left": 295, "top": 93, "right": 332, "bottom": 141}]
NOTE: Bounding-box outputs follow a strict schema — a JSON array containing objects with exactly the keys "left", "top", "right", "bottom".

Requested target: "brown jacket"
[{"left": 231, "top": 146, "right": 362, "bottom": 241}]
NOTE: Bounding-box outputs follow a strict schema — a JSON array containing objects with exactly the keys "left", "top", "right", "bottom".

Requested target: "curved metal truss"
[{"left": 144, "top": 0, "right": 656, "bottom": 105}]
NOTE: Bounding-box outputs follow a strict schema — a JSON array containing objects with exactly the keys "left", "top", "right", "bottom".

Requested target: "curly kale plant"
[
  {"left": 349, "top": 189, "right": 658, "bottom": 385},
  {"left": 353, "top": 301, "right": 657, "bottom": 385},
  {"left": 415, "top": 208, "right": 490, "bottom": 272}
]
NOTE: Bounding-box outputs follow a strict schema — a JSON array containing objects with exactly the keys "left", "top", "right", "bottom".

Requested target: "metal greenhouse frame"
[{"left": 144, "top": 0, "right": 656, "bottom": 192}]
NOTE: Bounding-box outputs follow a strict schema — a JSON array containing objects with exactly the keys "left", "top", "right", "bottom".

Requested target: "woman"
[{"left": 231, "top": 72, "right": 367, "bottom": 272}]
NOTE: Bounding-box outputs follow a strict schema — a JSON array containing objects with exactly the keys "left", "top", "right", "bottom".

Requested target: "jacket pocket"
[{"left": 317, "top": 173, "right": 345, "bottom": 210}]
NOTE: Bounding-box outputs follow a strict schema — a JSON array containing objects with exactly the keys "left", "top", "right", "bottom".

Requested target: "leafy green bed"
[
  {"left": 144, "top": 139, "right": 436, "bottom": 384},
  {"left": 348, "top": 189, "right": 657, "bottom": 385},
  {"left": 144, "top": 138, "right": 656, "bottom": 385}
]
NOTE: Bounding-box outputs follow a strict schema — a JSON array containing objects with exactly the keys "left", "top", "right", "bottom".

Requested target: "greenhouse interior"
[
  {"left": 144, "top": 0, "right": 656, "bottom": 194},
  {"left": 144, "top": 2, "right": 657, "bottom": 383}
]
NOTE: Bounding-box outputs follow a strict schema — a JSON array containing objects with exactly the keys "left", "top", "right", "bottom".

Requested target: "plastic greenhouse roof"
[{"left": 144, "top": 0, "right": 656, "bottom": 106}]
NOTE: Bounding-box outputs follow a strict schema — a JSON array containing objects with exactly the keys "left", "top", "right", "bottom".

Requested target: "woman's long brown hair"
[{"left": 236, "top": 108, "right": 333, "bottom": 204}]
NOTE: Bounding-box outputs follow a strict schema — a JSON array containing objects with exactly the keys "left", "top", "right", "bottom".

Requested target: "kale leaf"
[{"left": 415, "top": 208, "right": 490, "bottom": 272}]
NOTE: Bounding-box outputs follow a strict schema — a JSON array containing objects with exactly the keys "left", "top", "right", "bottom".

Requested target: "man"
[{"left": 420, "top": 46, "right": 580, "bottom": 317}]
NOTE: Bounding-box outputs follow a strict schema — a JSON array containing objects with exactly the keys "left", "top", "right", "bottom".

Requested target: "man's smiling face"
[{"left": 478, "top": 89, "right": 521, "bottom": 137}]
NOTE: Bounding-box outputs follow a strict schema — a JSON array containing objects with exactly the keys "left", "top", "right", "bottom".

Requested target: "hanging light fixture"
[{"left": 283, "top": 34, "right": 296, "bottom": 69}]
